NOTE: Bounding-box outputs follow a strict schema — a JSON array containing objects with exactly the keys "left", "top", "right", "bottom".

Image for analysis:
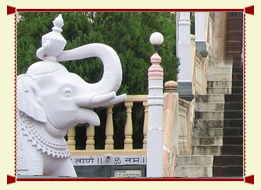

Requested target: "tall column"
[
  {"left": 147, "top": 32, "right": 164, "bottom": 177},
  {"left": 177, "top": 12, "right": 194, "bottom": 101},
  {"left": 195, "top": 12, "right": 208, "bottom": 57}
]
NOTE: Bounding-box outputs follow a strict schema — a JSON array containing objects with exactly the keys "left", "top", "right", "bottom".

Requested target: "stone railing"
[
  {"left": 66, "top": 80, "right": 197, "bottom": 177},
  {"left": 178, "top": 98, "right": 195, "bottom": 155},
  {"left": 162, "top": 81, "right": 179, "bottom": 177},
  {"left": 67, "top": 95, "right": 148, "bottom": 156},
  {"left": 162, "top": 81, "right": 195, "bottom": 176},
  {"left": 65, "top": 16, "right": 213, "bottom": 174},
  {"left": 161, "top": 81, "right": 196, "bottom": 177},
  {"left": 194, "top": 51, "right": 207, "bottom": 95},
  {"left": 191, "top": 35, "right": 208, "bottom": 95}
]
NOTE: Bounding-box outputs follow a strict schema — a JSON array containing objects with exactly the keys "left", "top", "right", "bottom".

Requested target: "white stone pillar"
[
  {"left": 195, "top": 12, "right": 208, "bottom": 57},
  {"left": 176, "top": 12, "right": 180, "bottom": 58},
  {"left": 177, "top": 12, "right": 194, "bottom": 101},
  {"left": 146, "top": 48, "right": 164, "bottom": 177}
]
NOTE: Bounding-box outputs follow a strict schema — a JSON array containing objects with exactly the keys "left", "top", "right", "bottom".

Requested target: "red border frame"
[
  {"left": 7, "top": 5, "right": 254, "bottom": 185},
  {"left": 7, "top": 5, "right": 254, "bottom": 15}
]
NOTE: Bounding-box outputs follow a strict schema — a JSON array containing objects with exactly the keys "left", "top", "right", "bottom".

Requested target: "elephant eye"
[{"left": 64, "top": 89, "right": 71, "bottom": 96}]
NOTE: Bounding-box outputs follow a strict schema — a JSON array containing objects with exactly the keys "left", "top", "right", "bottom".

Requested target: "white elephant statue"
[{"left": 17, "top": 14, "right": 126, "bottom": 177}]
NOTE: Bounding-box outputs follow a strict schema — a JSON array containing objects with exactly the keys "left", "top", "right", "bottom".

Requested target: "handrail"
[
  {"left": 67, "top": 82, "right": 196, "bottom": 177},
  {"left": 162, "top": 81, "right": 195, "bottom": 176},
  {"left": 191, "top": 35, "right": 208, "bottom": 95},
  {"left": 67, "top": 13, "right": 214, "bottom": 177},
  {"left": 67, "top": 95, "right": 148, "bottom": 156},
  {"left": 178, "top": 98, "right": 194, "bottom": 155},
  {"left": 162, "top": 81, "right": 179, "bottom": 177}
]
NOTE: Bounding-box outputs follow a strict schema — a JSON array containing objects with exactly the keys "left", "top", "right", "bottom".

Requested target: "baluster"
[
  {"left": 124, "top": 102, "right": 133, "bottom": 149},
  {"left": 105, "top": 105, "right": 114, "bottom": 150},
  {"left": 67, "top": 128, "right": 76, "bottom": 150},
  {"left": 86, "top": 124, "right": 95, "bottom": 150},
  {"left": 143, "top": 101, "right": 148, "bottom": 149}
]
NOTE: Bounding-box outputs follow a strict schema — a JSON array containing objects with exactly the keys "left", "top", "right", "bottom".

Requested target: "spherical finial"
[
  {"left": 164, "top": 81, "right": 178, "bottom": 93},
  {"left": 150, "top": 32, "right": 164, "bottom": 45}
]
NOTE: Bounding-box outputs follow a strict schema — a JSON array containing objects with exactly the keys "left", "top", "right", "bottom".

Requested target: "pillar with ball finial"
[{"left": 146, "top": 32, "right": 164, "bottom": 177}]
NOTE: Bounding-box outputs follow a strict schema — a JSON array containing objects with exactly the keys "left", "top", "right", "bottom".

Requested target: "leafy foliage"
[{"left": 17, "top": 12, "right": 179, "bottom": 149}]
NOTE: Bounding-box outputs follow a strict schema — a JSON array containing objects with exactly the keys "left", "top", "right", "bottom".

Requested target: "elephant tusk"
[
  {"left": 75, "top": 91, "right": 116, "bottom": 108},
  {"left": 90, "top": 91, "right": 116, "bottom": 106},
  {"left": 75, "top": 93, "right": 127, "bottom": 109},
  {"left": 97, "top": 94, "right": 127, "bottom": 107}
]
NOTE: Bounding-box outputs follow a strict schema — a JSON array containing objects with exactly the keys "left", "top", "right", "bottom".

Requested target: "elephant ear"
[{"left": 17, "top": 74, "right": 47, "bottom": 123}]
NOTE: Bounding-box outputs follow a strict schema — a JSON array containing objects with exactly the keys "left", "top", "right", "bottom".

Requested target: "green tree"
[
  {"left": 92, "top": 12, "right": 178, "bottom": 94},
  {"left": 17, "top": 12, "right": 179, "bottom": 149}
]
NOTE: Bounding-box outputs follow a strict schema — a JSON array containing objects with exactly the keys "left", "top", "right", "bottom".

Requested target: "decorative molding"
[
  {"left": 18, "top": 111, "right": 70, "bottom": 159},
  {"left": 7, "top": 5, "right": 16, "bottom": 15},
  {"left": 244, "top": 5, "right": 254, "bottom": 15}
]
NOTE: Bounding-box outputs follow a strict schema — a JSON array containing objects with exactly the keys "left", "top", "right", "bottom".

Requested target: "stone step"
[
  {"left": 196, "top": 94, "right": 225, "bottom": 103},
  {"left": 196, "top": 102, "right": 224, "bottom": 111},
  {"left": 183, "top": 61, "right": 244, "bottom": 178},
  {"left": 225, "top": 94, "right": 243, "bottom": 102},
  {"left": 232, "top": 73, "right": 243, "bottom": 81},
  {"left": 232, "top": 80, "right": 243, "bottom": 87},
  {"left": 221, "top": 145, "right": 243, "bottom": 155},
  {"left": 195, "top": 119, "right": 243, "bottom": 128},
  {"left": 214, "top": 155, "right": 243, "bottom": 166},
  {"left": 193, "top": 127, "right": 243, "bottom": 138},
  {"left": 193, "top": 144, "right": 244, "bottom": 155},
  {"left": 213, "top": 166, "right": 243, "bottom": 177},
  {"left": 232, "top": 67, "right": 243, "bottom": 73},
  {"left": 208, "top": 67, "right": 232, "bottom": 75},
  {"left": 232, "top": 61, "right": 243, "bottom": 67},
  {"left": 224, "top": 119, "right": 243, "bottom": 127},
  {"left": 224, "top": 110, "right": 243, "bottom": 119},
  {"left": 176, "top": 155, "right": 214, "bottom": 166},
  {"left": 193, "top": 128, "right": 223, "bottom": 137},
  {"left": 207, "top": 87, "right": 231, "bottom": 94},
  {"left": 192, "top": 145, "right": 221, "bottom": 155},
  {"left": 194, "top": 119, "right": 224, "bottom": 128},
  {"left": 207, "top": 81, "right": 232, "bottom": 88},
  {"left": 174, "top": 166, "right": 213, "bottom": 177},
  {"left": 223, "top": 136, "right": 243, "bottom": 145},
  {"left": 209, "top": 61, "right": 233, "bottom": 67},
  {"left": 192, "top": 137, "right": 223, "bottom": 146},
  {"left": 232, "top": 87, "right": 243, "bottom": 94},
  {"left": 195, "top": 111, "right": 224, "bottom": 120},
  {"left": 225, "top": 102, "right": 243, "bottom": 110},
  {"left": 207, "top": 74, "right": 232, "bottom": 81},
  {"left": 223, "top": 127, "right": 243, "bottom": 136}
]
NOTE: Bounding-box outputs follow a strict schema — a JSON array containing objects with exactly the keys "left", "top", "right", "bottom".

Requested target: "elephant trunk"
[{"left": 57, "top": 43, "right": 122, "bottom": 94}]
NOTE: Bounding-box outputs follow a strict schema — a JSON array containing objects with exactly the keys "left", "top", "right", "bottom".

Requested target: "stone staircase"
[
  {"left": 213, "top": 61, "right": 244, "bottom": 177},
  {"left": 175, "top": 61, "right": 243, "bottom": 177}
]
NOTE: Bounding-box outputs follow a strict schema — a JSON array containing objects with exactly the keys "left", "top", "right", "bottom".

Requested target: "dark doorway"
[{"left": 225, "top": 12, "right": 244, "bottom": 61}]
